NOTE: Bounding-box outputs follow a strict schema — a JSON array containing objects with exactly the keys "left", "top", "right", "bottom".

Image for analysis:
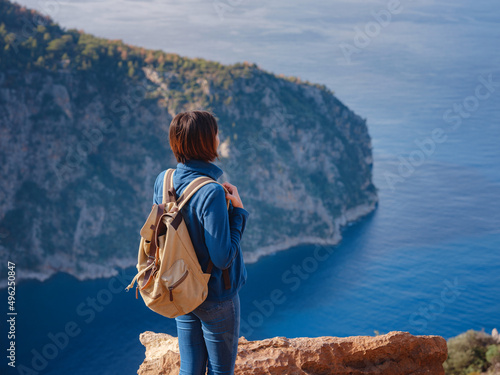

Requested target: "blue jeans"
[{"left": 175, "top": 293, "right": 240, "bottom": 375}]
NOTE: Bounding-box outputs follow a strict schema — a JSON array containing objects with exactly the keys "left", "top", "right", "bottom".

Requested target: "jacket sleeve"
[
  {"left": 153, "top": 171, "right": 164, "bottom": 205},
  {"left": 202, "top": 185, "right": 250, "bottom": 270}
]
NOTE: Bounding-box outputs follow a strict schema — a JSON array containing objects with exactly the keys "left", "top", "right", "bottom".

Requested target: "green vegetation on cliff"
[{"left": 0, "top": 0, "right": 328, "bottom": 111}]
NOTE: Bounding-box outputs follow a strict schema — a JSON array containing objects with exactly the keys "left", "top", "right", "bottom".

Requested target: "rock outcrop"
[{"left": 137, "top": 331, "right": 447, "bottom": 375}]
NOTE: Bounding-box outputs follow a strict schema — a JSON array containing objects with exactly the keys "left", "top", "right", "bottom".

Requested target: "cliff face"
[
  {"left": 137, "top": 331, "right": 448, "bottom": 375},
  {"left": 0, "top": 0, "right": 378, "bottom": 283}
]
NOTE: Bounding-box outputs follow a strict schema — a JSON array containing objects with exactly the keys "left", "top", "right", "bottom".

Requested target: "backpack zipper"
[{"left": 168, "top": 270, "right": 189, "bottom": 301}]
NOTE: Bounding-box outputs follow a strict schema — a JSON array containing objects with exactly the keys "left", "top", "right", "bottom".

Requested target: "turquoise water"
[{"left": 3, "top": 0, "right": 500, "bottom": 374}]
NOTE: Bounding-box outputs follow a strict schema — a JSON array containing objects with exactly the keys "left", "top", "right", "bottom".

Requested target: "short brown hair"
[{"left": 169, "top": 110, "right": 219, "bottom": 163}]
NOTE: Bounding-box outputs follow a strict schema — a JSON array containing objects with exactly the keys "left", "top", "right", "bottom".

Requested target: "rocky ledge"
[{"left": 137, "top": 331, "right": 447, "bottom": 375}]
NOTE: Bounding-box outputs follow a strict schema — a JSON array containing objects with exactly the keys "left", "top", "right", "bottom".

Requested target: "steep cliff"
[
  {"left": 0, "top": 0, "right": 378, "bottom": 283},
  {"left": 137, "top": 331, "right": 448, "bottom": 375}
]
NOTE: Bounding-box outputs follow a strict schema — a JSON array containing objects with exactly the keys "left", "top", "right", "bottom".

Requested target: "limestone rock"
[
  {"left": 492, "top": 328, "right": 500, "bottom": 343},
  {"left": 137, "top": 331, "right": 447, "bottom": 375}
]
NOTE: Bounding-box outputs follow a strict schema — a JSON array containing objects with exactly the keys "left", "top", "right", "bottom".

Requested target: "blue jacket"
[{"left": 153, "top": 159, "right": 249, "bottom": 302}]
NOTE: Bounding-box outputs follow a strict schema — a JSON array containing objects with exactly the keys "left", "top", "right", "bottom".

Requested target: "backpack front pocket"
[
  {"left": 161, "top": 259, "right": 208, "bottom": 315},
  {"left": 167, "top": 269, "right": 189, "bottom": 301}
]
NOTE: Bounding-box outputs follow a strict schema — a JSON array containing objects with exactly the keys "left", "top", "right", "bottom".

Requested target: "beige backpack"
[{"left": 125, "top": 169, "right": 231, "bottom": 318}]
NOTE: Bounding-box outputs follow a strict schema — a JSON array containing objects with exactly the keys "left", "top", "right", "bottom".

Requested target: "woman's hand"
[{"left": 222, "top": 182, "right": 244, "bottom": 209}]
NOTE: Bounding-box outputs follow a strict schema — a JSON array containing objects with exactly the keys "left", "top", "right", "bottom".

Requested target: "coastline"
[
  {"left": 0, "top": 198, "right": 378, "bottom": 289},
  {"left": 243, "top": 198, "right": 378, "bottom": 264},
  {"left": 0, "top": 256, "right": 138, "bottom": 290}
]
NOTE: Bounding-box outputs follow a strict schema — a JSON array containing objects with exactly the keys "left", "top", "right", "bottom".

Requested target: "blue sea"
[{"left": 3, "top": 0, "right": 500, "bottom": 374}]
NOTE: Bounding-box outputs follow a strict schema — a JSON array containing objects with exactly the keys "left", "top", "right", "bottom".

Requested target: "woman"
[{"left": 153, "top": 110, "right": 249, "bottom": 375}]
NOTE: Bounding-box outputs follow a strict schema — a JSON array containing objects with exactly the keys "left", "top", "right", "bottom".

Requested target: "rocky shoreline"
[
  {"left": 0, "top": 199, "right": 378, "bottom": 289},
  {"left": 243, "top": 199, "right": 377, "bottom": 264}
]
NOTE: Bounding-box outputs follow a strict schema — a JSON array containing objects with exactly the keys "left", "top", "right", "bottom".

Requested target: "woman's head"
[{"left": 169, "top": 110, "right": 219, "bottom": 163}]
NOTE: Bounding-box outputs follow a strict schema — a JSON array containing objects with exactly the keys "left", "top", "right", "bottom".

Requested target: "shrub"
[
  {"left": 486, "top": 344, "right": 500, "bottom": 365},
  {"left": 444, "top": 329, "right": 499, "bottom": 375}
]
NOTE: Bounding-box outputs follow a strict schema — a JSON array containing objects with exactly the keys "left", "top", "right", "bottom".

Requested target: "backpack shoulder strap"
[
  {"left": 162, "top": 169, "right": 176, "bottom": 204},
  {"left": 174, "top": 174, "right": 232, "bottom": 290},
  {"left": 205, "top": 260, "right": 231, "bottom": 290},
  {"left": 177, "top": 177, "right": 229, "bottom": 211}
]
